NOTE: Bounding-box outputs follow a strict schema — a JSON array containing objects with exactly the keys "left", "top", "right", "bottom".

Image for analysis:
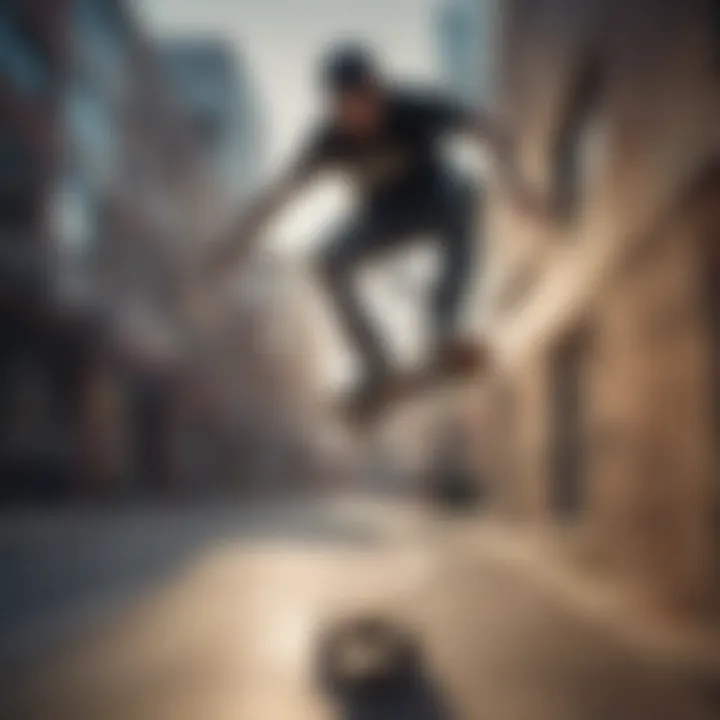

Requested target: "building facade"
[
  {"left": 483, "top": 0, "right": 719, "bottom": 616},
  {"left": 0, "top": 1, "right": 237, "bottom": 500},
  {"left": 0, "top": 0, "right": 96, "bottom": 500},
  {"left": 436, "top": 0, "right": 498, "bottom": 106},
  {"left": 161, "top": 39, "right": 265, "bottom": 205},
  {"left": 158, "top": 40, "right": 335, "bottom": 496},
  {"left": 55, "top": 1, "right": 208, "bottom": 497}
]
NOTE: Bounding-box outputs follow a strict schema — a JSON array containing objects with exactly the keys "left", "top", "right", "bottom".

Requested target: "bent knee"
[
  {"left": 315, "top": 224, "right": 371, "bottom": 281},
  {"left": 452, "top": 176, "right": 479, "bottom": 214},
  {"left": 315, "top": 243, "right": 352, "bottom": 284},
  {"left": 435, "top": 174, "right": 477, "bottom": 223}
]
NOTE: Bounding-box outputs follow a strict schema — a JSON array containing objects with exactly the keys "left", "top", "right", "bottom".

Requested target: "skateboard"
[{"left": 336, "top": 338, "right": 488, "bottom": 428}]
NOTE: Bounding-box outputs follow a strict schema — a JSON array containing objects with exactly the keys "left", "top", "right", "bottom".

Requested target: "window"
[
  {"left": 72, "top": 0, "right": 129, "bottom": 100},
  {"left": 713, "top": 0, "right": 720, "bottom": 75},
  {"left": 50, "top": 175, "right": 96, "bottom": 255},
  {"left": 550, "top": 326, "right": 592, "bottom": 521},
  {"left": 49, "top": 173, "right": 99, "bottom": 305},
  {"left": 64, "top": 82, "right": 118, "bottom": 189},
  {"left": 0, "top": 127, "right": 40, "bottom": 227},
  {"left": 437, "top": 0, "right": 497, "bottom": 106},
  {"left": 550, "top": 55, "right": 604, "bottom": 223},
  {"left": 0, "top": 9, "right": 51, "bottom": 98}
]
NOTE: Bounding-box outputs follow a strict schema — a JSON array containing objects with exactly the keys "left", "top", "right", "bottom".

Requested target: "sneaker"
[{"left": 434, "top": 335, "right": 487, "bottom": 376}]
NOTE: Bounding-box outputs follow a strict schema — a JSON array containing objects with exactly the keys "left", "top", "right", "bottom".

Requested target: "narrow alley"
[{"left": 1, "top": 500, "right": 718, "bottom": 720}]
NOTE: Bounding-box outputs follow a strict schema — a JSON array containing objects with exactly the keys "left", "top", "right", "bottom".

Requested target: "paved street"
[{"left": 0, "top": 499, "right": 718, "bottom": 720}]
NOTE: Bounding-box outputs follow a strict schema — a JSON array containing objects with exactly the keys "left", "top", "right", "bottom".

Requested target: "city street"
[
  {"left": 1, "top": 499, "right": 718, "bottom": 720},
  {"left": 1, "top": 2, "right": 718, "bottom": 719}
]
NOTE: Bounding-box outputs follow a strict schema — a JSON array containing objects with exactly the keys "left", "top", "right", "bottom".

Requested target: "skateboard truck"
[{"left": 337, "top": 337, "right": 488, "bottom": 428}]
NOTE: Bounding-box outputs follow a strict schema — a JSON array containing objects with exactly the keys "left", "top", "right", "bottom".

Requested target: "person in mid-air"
[{"left": 209, "top": 43, "right": 534, "bottom": 418}]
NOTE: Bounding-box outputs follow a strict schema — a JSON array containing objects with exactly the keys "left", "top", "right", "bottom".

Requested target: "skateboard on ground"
[{"left": 335, "top": 338, "right": 488, "bottom": 428}]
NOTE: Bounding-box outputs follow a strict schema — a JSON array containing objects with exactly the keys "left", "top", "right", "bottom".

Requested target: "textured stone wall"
[{"left": 483, "top": 0, "right": 720, "bottom": 614}]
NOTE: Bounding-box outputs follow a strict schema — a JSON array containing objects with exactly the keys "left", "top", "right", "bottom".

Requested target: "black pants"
[{"left": 318, "top": 171, "right": 478, "bottom": 377}]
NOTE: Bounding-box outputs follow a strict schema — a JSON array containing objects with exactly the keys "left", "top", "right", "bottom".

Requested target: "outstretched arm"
[
  {"left": 205, "top": 166, "right": 311, "bottom": 276},
  {"left": 205, "top": 127, "right": 327, "bottom": 277},
  {"left": 465, "top": 108, "right": 557, "bottom": 220}
]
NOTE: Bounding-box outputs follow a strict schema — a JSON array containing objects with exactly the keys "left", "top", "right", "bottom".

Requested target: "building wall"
[
  {"left": 0, "top": 1, "right": 232, "bottom": 499},
  {"left": 484, "top": 0, "right": 720, "bottom": 615},
  {"left": 0, "top": 2, "right": 310, "bottom": 501},
  {"left": 589, "top": 194, "right": 716, "bottom": 611},
  {"left": 0, "top": 0, "right": 69, "bottom": 247},
  {"left": 160, "top": 40, "right": 265, "bottom": 204},
  {"left": 0, "top": 0, "right": 86, "bottom": 501}
]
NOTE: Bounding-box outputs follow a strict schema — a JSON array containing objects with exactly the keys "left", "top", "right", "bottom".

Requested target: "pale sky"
[
  {"left": 139, "top": 0, "right": 445, "bottom": 244},
  {"left": 138, "top": 0, "right": 451, "bottom": 388},
  {"left": 139, "top": 0, "right": 440, "bottom": 165}
]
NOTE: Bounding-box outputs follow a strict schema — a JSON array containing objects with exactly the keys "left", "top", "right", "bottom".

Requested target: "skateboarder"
[{"left": 208, "top": 44, "right": 533, "bottom": 419}]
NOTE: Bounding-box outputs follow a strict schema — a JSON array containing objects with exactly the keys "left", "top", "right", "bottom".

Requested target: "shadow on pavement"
[
  {"left": 0, "top": 502, "right": 386, "bottom": 668},
  {"left": 317, "top": 615, "right": 456, "bottom": 720}
]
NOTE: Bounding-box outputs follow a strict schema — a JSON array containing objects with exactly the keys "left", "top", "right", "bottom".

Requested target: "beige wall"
[
  {"left": 483, "top": 0, "right": 719, "bottom": 614},
  {"left": 588, "top": 196, "right": 716, "bottom": 611}
]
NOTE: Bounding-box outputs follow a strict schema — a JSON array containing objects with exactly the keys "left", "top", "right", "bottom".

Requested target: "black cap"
[{"left": 320, "top": 43, "right": 379, "bottom": 94}]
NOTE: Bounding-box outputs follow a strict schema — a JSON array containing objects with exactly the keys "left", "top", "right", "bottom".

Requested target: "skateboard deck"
[{"left": 337, "top": 339, "right": 487, "bottom": 427}]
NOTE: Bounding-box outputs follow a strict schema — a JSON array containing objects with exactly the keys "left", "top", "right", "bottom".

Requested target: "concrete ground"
[{"left": 0, "top": 499, "right": 718, "bottom": 720}]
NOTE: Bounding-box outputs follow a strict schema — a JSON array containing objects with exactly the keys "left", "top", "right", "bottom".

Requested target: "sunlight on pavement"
[
  {"left": 3, "top": 503, "right": 439, "bottom": 720},
  {"left": 3, "top": 503, "right": 719, "bottom": 720}
]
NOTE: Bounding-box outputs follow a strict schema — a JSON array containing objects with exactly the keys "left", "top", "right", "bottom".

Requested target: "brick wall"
[{"left": 483, "top": 0, "right": 720, "bottom": 615}]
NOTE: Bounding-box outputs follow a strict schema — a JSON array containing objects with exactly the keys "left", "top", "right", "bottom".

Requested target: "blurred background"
[{"left": 0, "top": 1, "right": 718, "bottom": 718}]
